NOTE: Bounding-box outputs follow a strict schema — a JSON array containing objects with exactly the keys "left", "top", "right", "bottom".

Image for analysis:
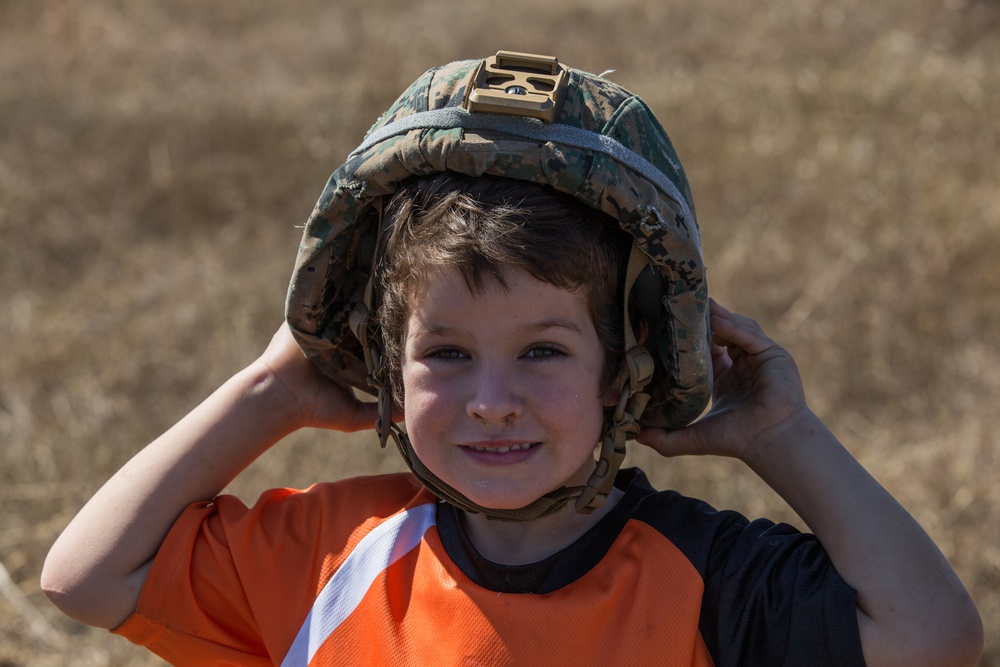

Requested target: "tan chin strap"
[
  {"left": 351, "top": 223, "right": 655, "bottom": 520},
  {"left": 379, "top": 411, "right": 586, "bottom": 521},
  {"left": 574, "top": 242, "right": 655, "bottom": 513}
]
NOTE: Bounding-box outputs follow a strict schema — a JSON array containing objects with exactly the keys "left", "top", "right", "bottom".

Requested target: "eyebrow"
[
  {"left": 408, "top": 317, "right": 584, "bottom": 340},
  {"left": 524, "top": 318, "right": 584, "bottom": 334}
]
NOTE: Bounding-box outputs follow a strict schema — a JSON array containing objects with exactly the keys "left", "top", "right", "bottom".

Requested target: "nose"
[{"left": 467, "top": 361, "right": 523, "bottom": 426}]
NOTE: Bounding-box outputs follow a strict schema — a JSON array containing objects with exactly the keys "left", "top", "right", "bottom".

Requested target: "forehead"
[{"left": 405, "top": 265, "right": 593, "bottom": 332}]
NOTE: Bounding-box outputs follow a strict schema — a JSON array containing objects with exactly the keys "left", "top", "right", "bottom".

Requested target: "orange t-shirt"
[{"left": 113, "top": 469, "right": 863, "bottom": 666}]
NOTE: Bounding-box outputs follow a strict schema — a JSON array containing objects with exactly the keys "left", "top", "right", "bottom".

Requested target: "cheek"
[
  {"left": 400, "top": 365, "right": 449, "bottom": 429},
  {"left": 535, "top": 378, "right": 606, "bottom": 436}
]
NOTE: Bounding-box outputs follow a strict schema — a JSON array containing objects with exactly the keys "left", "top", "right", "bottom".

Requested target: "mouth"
[{"left": 463, "top": 442, "right": 537, "bottom": 453}]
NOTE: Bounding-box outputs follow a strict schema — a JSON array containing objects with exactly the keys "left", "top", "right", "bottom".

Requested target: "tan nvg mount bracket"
[{"left": 463, "top": 51, "right": 568, "bottom": 123}]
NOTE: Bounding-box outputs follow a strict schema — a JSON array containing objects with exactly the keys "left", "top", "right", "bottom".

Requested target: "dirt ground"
[{"left": 2, "top": 1, "right": 998, "bottom": 664}]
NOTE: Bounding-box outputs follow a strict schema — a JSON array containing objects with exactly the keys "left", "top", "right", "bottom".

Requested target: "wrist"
[
  {"left": 235, "top": 359, "right": 312, "bottom": 437},
  {"left": 738, "top": 406, "right": 828, "bottom": 470}
]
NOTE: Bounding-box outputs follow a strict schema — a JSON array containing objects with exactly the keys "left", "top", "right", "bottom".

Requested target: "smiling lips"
[{"left": 463, "top": 442, "right": 537, "bottom": 453}]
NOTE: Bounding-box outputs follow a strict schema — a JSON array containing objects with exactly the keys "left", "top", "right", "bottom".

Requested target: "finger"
[
  {"left": 709, "top": 306, "right": 775, "bottom": 357},
  {"left": 710, "top": 302, "right": 764, "bottom": 334},
  {"left": 708, "top": 297, "right": 729, "bottom": 315},
  {"left": 710, "top": 341, "right": 733, "bottom": 379}
]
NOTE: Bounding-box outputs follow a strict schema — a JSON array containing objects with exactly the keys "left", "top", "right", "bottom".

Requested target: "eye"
[
  {"left": 524, "top": 344, "right": 564, "bottom": 360},
  {"left": 426, "top": 347, "right": 467, "bottom": 360}
]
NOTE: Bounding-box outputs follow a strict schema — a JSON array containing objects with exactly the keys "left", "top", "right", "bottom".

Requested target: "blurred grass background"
[{"left": 1, "top": 0, "right": 997, "bottom": 664}]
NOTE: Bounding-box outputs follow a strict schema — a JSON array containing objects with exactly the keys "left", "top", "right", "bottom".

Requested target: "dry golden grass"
[{"left": 2, "top": 1, "right": 997, "bottom": 664}]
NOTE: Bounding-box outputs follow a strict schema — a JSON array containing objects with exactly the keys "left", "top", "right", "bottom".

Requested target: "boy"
[{"left": 42, "top": 52, "right": 982, "bottom": 665}]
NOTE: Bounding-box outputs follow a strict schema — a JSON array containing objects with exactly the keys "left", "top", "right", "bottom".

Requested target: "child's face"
[{"left": 401, "top": 266, "right": 610, "bottom": 510}]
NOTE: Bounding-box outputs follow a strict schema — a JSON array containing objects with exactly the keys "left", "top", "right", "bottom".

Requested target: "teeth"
[{"left": 468, "top": 443, "right": 534, "bottom": 453}]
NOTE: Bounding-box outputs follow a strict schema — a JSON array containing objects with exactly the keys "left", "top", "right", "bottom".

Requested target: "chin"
[{"left": 457, "top": 481, "right": 551, "bottom": 512}]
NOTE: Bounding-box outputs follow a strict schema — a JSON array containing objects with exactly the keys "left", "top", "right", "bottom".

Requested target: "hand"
[
  {"left": 253, "top": 323, "right": 380, "bottom": 433},
  {"left": 636, "top": 300, "right": 812, "bottom": 462}
]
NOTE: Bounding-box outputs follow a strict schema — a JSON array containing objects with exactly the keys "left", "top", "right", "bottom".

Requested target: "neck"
[{"left": 458, "top": 486, "right": 624, "bottom": 565}]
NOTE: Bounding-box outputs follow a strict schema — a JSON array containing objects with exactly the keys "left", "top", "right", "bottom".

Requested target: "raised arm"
[
  {"left": 41, "top": 324, "right": 378, "bottom": 630},
  {"left": 636, "top": 300, "right": 983, "bottom": 667}
]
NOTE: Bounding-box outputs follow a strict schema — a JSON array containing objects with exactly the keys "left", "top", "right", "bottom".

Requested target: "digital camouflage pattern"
[{"left": 286, "top": 55, "right": 712, "bottom": 431}]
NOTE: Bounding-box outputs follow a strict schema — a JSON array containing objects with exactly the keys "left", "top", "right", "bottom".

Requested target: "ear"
[
  {"left": 603, "top": 317, "right": 651, "bottom": 408},
  {"left": 602, "top": 385, "right": 623, "bottom": 408},
  {"left": 635, "top": 318, "right": 649, "bottom": 346}
]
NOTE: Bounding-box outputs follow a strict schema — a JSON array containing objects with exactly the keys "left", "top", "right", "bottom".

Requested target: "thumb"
[{"left": 636, "top": 424, "right": 708, "bottom": 458}]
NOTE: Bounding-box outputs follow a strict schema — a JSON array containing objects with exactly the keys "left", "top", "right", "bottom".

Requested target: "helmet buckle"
[{"left": 463, "top": 50, "right": 568, "bottom": 123}]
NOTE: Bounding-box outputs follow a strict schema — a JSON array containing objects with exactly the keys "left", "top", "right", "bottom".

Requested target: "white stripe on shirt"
[{"left": 280, "top": 502, "right": 437, "bottom": 666}]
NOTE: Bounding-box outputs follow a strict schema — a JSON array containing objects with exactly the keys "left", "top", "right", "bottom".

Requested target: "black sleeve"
[{"left": 636, "top": 491, "right": 866, "bottom": 667}]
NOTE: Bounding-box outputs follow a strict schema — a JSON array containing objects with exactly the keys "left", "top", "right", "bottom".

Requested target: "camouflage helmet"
[{"left": 286, "top": 51, "right": 712, "bottom": 520}]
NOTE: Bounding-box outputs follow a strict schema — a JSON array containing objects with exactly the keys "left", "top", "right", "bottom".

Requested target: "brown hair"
[{"left": 377, "top": 172, "right": 630, "bottom": 401}]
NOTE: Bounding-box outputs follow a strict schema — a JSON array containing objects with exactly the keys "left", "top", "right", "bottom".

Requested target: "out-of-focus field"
[{"left": 1, "top": 1, "right": 997, "bottom": 664}]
